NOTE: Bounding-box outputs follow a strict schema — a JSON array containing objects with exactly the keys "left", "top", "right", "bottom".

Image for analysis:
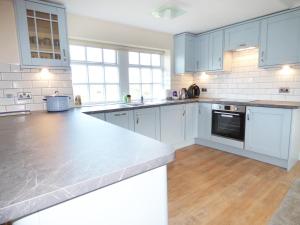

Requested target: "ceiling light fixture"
[{"left": 152, "top": 5, "right": 186, "bottom": 19}]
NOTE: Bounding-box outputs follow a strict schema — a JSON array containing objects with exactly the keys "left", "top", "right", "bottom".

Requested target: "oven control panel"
[{"left": 212, "top": 104, "right": 246, "bottom": 113}]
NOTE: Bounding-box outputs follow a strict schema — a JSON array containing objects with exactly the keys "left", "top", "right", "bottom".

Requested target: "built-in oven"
[{"left": 211, "top": 104, "right": 246, "bottom": 141}]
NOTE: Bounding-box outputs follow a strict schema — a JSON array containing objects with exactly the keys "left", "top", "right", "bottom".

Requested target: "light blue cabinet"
[
  {"left": 160, "top": 105, "right": 185, "bottom": 145},
  {"left": 174, "top": 33, "right": 195, "bottom": 74},
  {"left": 224, "top": 21, "right": 260, "bottom": 51},
  {"left": 134, "top": 108, "right": 161, "bottom": 141},
  {"left": 185, "top": 103, "right": 198, "bottom": 140},
  {"left": 105, "top": 111, "right": 134, "bottom": 131},
  {"left": 259, "top": 10, "right": 300, "bottom": 67},
  {"left": 208, "top": 30, "right": 224, "bottom": 71},
  {"left": 195, "top": 34, "right": 209, "bottom": 72},
  {"left": 198, "top": 103, "right": 212, "bottom": 140},
  {"left": 90, "top": 113, "right": 105, "bottom": 120},
  {"left": 14, "top": 0, "right": 69, "bottom": 68},
  {"left": 245, "top": 107, "right": 292, "bottom": 159}
]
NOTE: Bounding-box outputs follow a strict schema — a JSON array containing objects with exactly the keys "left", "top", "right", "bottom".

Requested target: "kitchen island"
[{"left": 0, "top": 109, "right": 174, "bottom": 225}]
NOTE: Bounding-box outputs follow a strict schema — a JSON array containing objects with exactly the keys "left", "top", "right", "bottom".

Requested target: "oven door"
[{"left": 212, "top": 110, "right": 245, "bottom": 141}]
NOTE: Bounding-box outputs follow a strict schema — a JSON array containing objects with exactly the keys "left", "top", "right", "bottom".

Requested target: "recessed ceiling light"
[{"left": 152, "top": 5, "right": 186, "bottom": 19}]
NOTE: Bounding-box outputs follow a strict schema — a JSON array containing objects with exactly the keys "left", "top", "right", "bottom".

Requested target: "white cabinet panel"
[
  {"left": 245, "top": 107, "right": 292, "bottom": 159},
  {"left": 198, "top": 103, "right": 212, "bottom": 140},
  {"left": 160, "top": 105, "right": 185, "bottom": 145},
  {"left": 134, "top": 107, "right": 160, "bottom": 141},
  {"left": 105, "top": 110, "right": 134, "bottom": 131},
  {"left": 185, "top": 103, "right": 198, "bottom": 140}
]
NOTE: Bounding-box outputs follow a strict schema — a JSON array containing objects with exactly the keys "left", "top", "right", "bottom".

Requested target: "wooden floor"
[{"left": 168, "top": 145, "right": 300, "bottom": 225}]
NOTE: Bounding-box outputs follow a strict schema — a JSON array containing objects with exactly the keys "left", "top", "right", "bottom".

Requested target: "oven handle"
[{"left": 213, "top": 111, "right": 241, "bottom": 117}]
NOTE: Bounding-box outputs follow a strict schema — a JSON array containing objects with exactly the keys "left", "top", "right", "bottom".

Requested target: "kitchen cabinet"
[
  {"left": 160, "top": 105, "right": 185, "bottom": 145},
  {"left": 224, "top": 21, "right": 260, "bottom": 51},
  {"left": 174, "top": 33, "right": 195, "bottom": 74},
  {"left": 195, "top": 34, "right": 210, "bottom": 72},
  {"left": 245, "top": 107, "right": 292, "bottom": 159},
  {"left": 90, "top": 113, "right": 105, "bottom": 120},
  {"left": 105, "top": 110, "right": 134, "bottom": 131},
  {"left": 198, "top": 103, "right": 212, "bottom": 140},
  {"left": 134, "top": 108, "right": 161, "bottom": 141},
  {"left": 14, "top": 0, "right": 69, "bottom": 68},
  {"left": 185, "top": 103, "right": 198, "bottom": 140},
  {"left": 208, "top": 30, "right": 224, "bottom": 71},
  {"left": 259, "top": 10, "right": 300, "bottom": 67}
]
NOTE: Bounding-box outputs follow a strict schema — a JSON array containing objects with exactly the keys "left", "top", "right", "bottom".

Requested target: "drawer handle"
[
  {"left": 114, "top": 112, "right": 127, "bottom": 116},
  {"left": 261, "top": 51, "right": 264, "bottom": 63},
  {"left": 239, "top": 43, "right": 247, "bottom": 47}
]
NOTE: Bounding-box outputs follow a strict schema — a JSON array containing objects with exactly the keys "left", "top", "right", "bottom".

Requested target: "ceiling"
[{"left": 57, "top": 0, "right": 300, "bottom": 34}]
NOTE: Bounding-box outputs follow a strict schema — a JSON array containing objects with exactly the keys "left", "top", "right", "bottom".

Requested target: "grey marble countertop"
[
  {"left": 0, "top": 109, "right": 174, "bottom": 224},
  {"left": 82, "top": 98, "right": 300, "bottom": 115}
]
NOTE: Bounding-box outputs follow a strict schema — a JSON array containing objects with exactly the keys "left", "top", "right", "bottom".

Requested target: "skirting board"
[{"left": 195, "top": 138, "right": 289, "bottom": 170}]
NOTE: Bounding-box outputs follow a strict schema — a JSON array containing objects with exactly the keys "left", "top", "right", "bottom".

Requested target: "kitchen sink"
[{"left": 124, "top": 103, "right": 145, "bottom": 107}]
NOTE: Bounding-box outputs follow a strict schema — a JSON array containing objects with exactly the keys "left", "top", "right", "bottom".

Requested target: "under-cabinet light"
[{"left": 235, "top": 47, "right": 257, "bottom": 52}]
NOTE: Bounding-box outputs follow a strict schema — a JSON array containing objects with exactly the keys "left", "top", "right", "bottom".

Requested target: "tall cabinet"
[{"left": 14, "top": 0, "right": 69, "bottom": 68}]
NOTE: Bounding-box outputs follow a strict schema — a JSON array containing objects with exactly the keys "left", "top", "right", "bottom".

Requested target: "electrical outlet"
[
  {"left": 17, "top": 92, "right": 32, "bottom": 100},
  {"left": 201, "top": 88, "right": 208, "bottom": 92},
  {"left": 279, "top": 88, "right": 290, "bottom": 93}
]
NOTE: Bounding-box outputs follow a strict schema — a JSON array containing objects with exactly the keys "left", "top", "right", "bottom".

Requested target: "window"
[
  {"left": 70, "top": 44, "right": 166, "bottom": 104},
  {"left": 70, "top": 45, "right": 120, "bottom": 103},
  {"left": 128, "top": 52, "right": 164, "bottom": 100}
]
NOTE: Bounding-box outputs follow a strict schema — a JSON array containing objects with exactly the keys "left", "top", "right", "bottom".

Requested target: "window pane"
[
  {"left": 142, "top": 84, "right": 152, "bottom": 99},
  {"left": 70, "top": 45, "right": 85, "bottom": 61},
  {"left": 105, "top": 66, "right": 119, "bottom": 83},
  {"left": 129, "top": 67, "right": 140, "bottom": 83},
  {"left": 103, "top": 49, "right": 116, "bottom": 64},
  {"left": 152, "top": 54, "right": 161, "bottom": 66},
  {"left": 87, "top": 47, "right": 102, "bottom": 62},
  {"left": 88, "top": 66, "right": 104, "bottom": 83},
  {"left": 153, "top": 84, "right": 163, "bottom": 99},
  {"left": 153, "top": 69, "right": 162, "bottom": 83},
  {"left": 90, "top": 85, "right": 105, "bottom": 102},
  {"left": 140, "top": 53, "right": 151, "bottom": 66},
  {"left": 71, "top": 64, "right": 88, "bottom": 83},
  {"left": 129, "top": 52, "right": 139, "bottom": 65},
  {"left": 106, "top": 85, "right": 120, "bottom": 101},
  {"left": 73, "top": 85, "right": 89, "bottom": 103},
  {"left": 141, "top": 68, "right": 152, "bottom": 83},
  {"left": 129, "top": 84, "right": 141, "bottom": 100}
]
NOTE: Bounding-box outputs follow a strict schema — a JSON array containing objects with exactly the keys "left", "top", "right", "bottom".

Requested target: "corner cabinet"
[
  {"left": 198, "top": 103, "right": 212, "bottom": 140},
  {"left": 208, "top": 30, "right": 224, "bottom": 71},
  {"left": 195, "top": 34, "right": 210, "bottom": 72},
  {"left": 259, "top": 10, "right": 300, "bottom": 67},
  {"left": 245, "top": 107, "right": 292, "bottom": 159},
  {"left": 14, "top": 0, "right": 70, "bottom": 68},
  {"left": 174, "top": 33, "right": 195, "bottom": 74},
  {"left": 185, "top": 103, "right": 198, "bottom": 140}
]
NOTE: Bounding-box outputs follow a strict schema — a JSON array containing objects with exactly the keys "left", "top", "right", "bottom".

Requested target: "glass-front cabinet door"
[{"left": 14, "top": 0, "right": 69, "bottom": 68}]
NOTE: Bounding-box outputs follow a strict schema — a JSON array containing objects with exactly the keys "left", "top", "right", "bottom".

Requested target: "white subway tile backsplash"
[
  {"left": 13, "top": 81, "right": 32, "bottom": 88},
  {"left": 0, "top": 63, "right": 73, "bottom": 112},
  {"left": 194, "top": 49, "right": 300, "bottom": 102},
  {"left": 2, "top": 73, "right": 22, "bottom": 81}
]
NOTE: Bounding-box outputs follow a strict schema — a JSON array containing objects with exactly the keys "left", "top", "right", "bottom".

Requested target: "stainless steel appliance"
[
  {"left": 187, "top": 84, "right": 200, "bottom": 98},
  {"left": 211, "top": 104, "right": 246, "bottom": 141},
  {"left": 179, "top": 88, "right": 188, "bottom": 99},
  {"left": 43, "top": 95, "right": 71, "bottom": 112}
]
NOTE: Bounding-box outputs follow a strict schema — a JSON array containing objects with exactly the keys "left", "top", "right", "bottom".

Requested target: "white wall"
[{"left": 0, "top": 0, "right": 20, "bottom": 64}]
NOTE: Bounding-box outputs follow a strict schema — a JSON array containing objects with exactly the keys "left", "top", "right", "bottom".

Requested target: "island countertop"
[{"left": 0, "top": 109, "right": 175, "bottom": 224}]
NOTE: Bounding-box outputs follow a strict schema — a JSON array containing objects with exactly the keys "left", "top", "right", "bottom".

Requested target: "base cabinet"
[
  {"left": 105, "top": 111, "right": 134, "bottom": 131},
  {"left": 185, "top": 103, "right": 199, "bottom": 140},
  {"left": 245, "top": 107, "right": 292, "bottom": 159},
  {"left": 198, "top": 103, "right": 212, "bottom": 140},
  {"left": 160, "top": 105, "right": 185, "bottom": 145},
  {"left": 134, "top": 108, "right": 161, "bottom": 141}
]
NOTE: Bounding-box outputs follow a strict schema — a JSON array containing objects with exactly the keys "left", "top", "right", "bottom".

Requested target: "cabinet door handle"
[
  {"left": 183, "top": 110, "right": 186, "bottom": 117},
  {"left": 261, "top": 51, "right": 264, "bottom": 63},
  {"left": 239, "top": 43, "right": 247, "bottom": 47},
  {"left": 247, "top": 110, "right": 251, "bottom": 121},
  {"left": 196, "top": 61, "right": 199, "bottom": 70},
  {"left": 136, "top": 117, "right": 139, "bottom": 124},
  {"left": 114, "top": 112, "right": 127, "bottom": 116}
]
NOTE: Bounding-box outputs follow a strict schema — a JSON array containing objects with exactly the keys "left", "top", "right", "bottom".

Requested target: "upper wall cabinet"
[
  {"left": 259, "top": 10, "right": 300, "bottom": 67},
  {"left": 195, "top": 34, "right": 209, "bottom": 72},
  {"left": 224, "top": 21, "right": 260, "bottom": 51},
  {"left": 208, "top": 30, "right": 224, "bottom": 71},
  {"left": 14, "top": 0, "right": 70, "bottom": 68},
  {"left": 174, "top": 33, "right": 195, "bottom": 74}
]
